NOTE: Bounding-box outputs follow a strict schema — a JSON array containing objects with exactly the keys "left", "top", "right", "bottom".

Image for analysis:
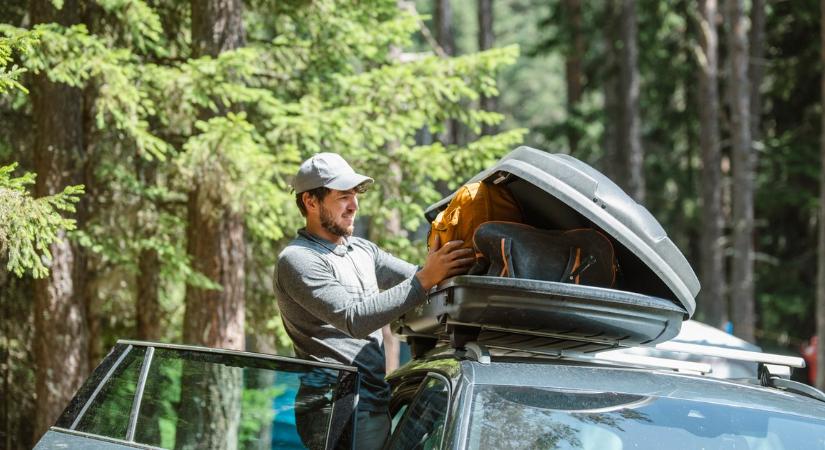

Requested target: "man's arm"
[
  {"left": 372, "top": 238, "right": 474, "bottom": 291},
  {"left": 371, "top": 243, "right": 419, "bottom": 290},
  {"left": 277, "top": 249, "right": 426, "bottom": 339}
]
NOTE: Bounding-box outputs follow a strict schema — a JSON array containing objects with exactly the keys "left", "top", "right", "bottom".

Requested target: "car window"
[
  {"left": 64, "top": 344, "right": 359, "bottom": 450},
  {"left": 468, "top": 385, "right": 825, "bottom": 450},
  {"left": 133, "top": 348, "right": 347, "bottom": 449},
  {"left": 387, "top": 375, "right": 450, "bottom": 450},
  {"left": 73, "top": 346, "right": 147, "bottom": 438}
]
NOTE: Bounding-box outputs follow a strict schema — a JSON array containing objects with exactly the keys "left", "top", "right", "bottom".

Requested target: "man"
[{"left": 276, "top": 152, "right": 473, "bottom": 449}]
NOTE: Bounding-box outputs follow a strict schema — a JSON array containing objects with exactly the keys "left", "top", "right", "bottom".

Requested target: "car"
[
  {"left": 34, "top": 147, "right": 825, "bottom": 449},
  {"left": 385, "top": 344, "right": 825, "bottom": 450},
  {"left": 31, "top": 338, "right": 825, "bottom": 450}
]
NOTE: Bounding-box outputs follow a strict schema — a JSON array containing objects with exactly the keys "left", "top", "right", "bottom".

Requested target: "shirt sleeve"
[
  {"left": 277, "top": 248, "right": 426, "bottom": 339},
  {"left": 369, "top": 242, "right": 420, "bottom": 290}
]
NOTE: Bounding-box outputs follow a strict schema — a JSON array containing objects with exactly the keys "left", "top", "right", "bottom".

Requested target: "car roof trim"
[{"left": 116, "top": 339, "right": 358, "bottom": 373}]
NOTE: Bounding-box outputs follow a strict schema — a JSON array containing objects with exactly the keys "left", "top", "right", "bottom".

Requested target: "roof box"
[
  {"left": 395, "top": 147, "right": 699, "bottom": 353},
  {"left": 425, "top": 146, "right": 698, "bottom": 317}
]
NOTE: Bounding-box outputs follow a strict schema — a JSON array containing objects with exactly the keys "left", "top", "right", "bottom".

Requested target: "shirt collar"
[{"left": 298, "top": 229, "right": 351, "bottom": 256}]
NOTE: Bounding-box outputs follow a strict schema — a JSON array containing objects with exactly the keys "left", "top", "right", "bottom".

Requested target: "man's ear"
[{"left": 303, "top": 192, "right": 317, "bottom": 211}]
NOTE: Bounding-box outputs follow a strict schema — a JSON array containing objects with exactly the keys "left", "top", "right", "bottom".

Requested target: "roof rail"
[
  {"left": 655, "top": 341, "right": 805, "bottom": 368},
  {"left": 480, "top": 343, "right": 712, "bottom": 375},
  {"left": 454, "top": 341, "right": 825, "bottom": 403}
]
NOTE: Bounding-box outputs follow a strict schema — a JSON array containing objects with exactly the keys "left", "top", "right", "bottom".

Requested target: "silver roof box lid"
[{"left": 425, "top": 146, "right": 699, "bottom": 317}]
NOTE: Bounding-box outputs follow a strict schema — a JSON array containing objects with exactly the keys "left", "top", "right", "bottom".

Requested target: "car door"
[{"left": 34, "top": 340, "right": 359, "bottom": 450}]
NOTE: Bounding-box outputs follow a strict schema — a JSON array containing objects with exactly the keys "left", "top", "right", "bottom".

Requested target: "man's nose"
[{"left": 349, "top": 196, "right": 358, "bottom": 211}]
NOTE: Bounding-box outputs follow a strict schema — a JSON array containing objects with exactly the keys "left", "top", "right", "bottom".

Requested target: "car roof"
[
  {"left": 391, "top": 353, "right": 825, "bottom": 420},
  {"left": 458, "top": 358, "right": 825, "bottom": 419}
]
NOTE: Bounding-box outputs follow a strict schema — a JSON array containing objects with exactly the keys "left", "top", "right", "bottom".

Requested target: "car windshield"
[{"left": 468, "top": 385, "right": 825, "bottom": 450}]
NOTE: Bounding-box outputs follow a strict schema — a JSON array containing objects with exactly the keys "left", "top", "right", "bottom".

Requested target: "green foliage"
[
  {"left": 94, "top": 0, "right": 165, "bottom": 54},
  {"left": 1, "top": 0, "right": 522, "bottom": 357},
  {"left": 0, "top": 165, "right": 84, "bottom": 278},
  {"left": 0, "top": 25, "right": 37, "bottom": 94}
]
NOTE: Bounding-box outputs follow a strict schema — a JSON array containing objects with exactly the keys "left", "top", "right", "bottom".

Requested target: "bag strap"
[
  {"left": 568, "top": 254, "right": 596, "bottom": 283},
  {"left": 499, "top": 237, "right": 514, "bottom": 277}
]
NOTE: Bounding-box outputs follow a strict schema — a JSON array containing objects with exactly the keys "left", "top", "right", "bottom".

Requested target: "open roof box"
[{"left": 395, "top": 146, "right": 700, "bottom": 354}]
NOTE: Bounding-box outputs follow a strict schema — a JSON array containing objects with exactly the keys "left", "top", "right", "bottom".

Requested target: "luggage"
[
  {"left": 427, "top": 180, "right": 523, "bottom": 254},
  {"left": 469, "top": 221, "right": 617, "bottom": 288}
]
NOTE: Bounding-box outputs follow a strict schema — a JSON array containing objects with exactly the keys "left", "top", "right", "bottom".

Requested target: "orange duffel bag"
[{"left": 427, "top": 180, "right": 523, "bottom": 254}]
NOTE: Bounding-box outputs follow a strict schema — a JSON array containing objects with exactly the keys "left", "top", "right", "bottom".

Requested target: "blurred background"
[{"left": 2, "top": 0, "right": 825, "bottom": 447}]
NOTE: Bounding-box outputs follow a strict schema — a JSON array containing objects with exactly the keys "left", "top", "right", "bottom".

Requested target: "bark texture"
[
  {"left": 191, "top": 0, "right": 245, "bottom": 57},
  {"left": 478, "top": 0, "right": 497, "bottom": 135},
  {"left": 30, "top": 0, "right": 90, "bottom": 441},
  {"left": 563, "top": 0, "right": 584, "bottom": 153},
  {"left": 434, "top": 0, "right": 455, "bottom": 57},
  {"left": 618, "top": 0, "right": 645, "bottom": 203},
  {"left": 750, "top": 0, "right": 765, "bottom": 144},
  {"left": 182, "top": 189, "right": 246, "bottom": 350},
  {"left": 602, "top": 1, "right": 621, "bottom": 181},
  {"left": 136, "top": 160, "right": 163, "bottom": 341},
  {"left": 697, "top": 0, "right": 727, "bottom": 328},
  {"left": 727, "top": 0, "right": 756, "bottom": 342},
  {"left": 434, "top": 0, "right": 459, "bottom": 145}
]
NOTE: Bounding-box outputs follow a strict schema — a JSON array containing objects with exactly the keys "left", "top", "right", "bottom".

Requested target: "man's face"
[{"left": 318, "top": 189, "right": 358, "bottom": 237}]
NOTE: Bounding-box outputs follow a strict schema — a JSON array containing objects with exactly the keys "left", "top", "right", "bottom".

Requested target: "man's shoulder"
[
  {"left": 278, "top": 237, "right": 324, "bottom": 265},
  {"left": 348, "top": 236, "right": 377, "bottom": 250}
]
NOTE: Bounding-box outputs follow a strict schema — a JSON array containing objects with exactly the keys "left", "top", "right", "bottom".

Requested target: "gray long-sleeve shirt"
[{"left": 275, "top": 229, "right": 426, "bottom": 411}]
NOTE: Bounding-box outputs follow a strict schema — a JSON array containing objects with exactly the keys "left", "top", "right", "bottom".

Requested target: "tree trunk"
[
  {"left": 817, "top": 0, "right": 825, "bottom": 391},
  {"left": 30, "top": 0, "right": 90, "bottom": 441},
  {"left": 434, "top": 0, "right": 455, "bottom": 58},
  {"left": 618, "top": 0, "right": 645, "bottom": 203},
  {"left": 81, "top": 79, "right": 100, "bottom": 372},
  {"left": 434, "top": 0, "right": 459, "bottom": 145},
  {"left": 602, "top": 2, "right": 621, "bottom": 180},
  {"left": 564, "top": 0, "right": 584, "bottom": 153},
  {"left": 182, "top": 191, "right": 246, "bottom": 350},
  {"left": 177, "top": 2, "right": 246, "bottom": 446},
  {"left": 191, "top": 0, "right": 245, "bottom": 58},
  {"left": 136, "top": 162, "right": 163, "bottom": 341},
  {"left": 478, "top": 0, "right": 497, "bottom": 136},
  {"left": 184, "top": 0, "right": 246, "bottom": 351},
  {"left": 750, "top": 0, "right": 765, "bottom": 146},
  {"left": 727, "top": 0, "right": 756, "bottom": 343},
  {"left": 697, "top": 0, "right": 727, "bottom": 329}
]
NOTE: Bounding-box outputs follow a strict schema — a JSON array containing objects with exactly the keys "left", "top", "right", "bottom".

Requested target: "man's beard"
[{"left": 320, "top": 204, "right": 353, "bottom": 237}]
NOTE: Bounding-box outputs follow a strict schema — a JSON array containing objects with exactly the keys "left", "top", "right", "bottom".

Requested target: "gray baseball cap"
[{"left": 292, "top": 153, "right": 374, "bottom": 193}]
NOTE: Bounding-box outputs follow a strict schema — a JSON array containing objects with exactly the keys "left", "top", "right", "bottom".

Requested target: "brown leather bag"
[{"left": 469, "top": 221, "right": 618, "bottom": 288}]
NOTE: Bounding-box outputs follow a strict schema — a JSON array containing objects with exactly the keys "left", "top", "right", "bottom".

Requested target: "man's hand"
[{"left": 415, "top": 235, "right": 475, "bottom": 291}]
